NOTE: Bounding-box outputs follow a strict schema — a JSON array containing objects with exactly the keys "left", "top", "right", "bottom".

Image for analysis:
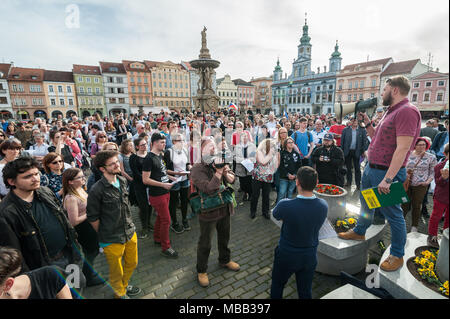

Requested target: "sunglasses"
[
  {"left": 139, "top": 143, "right": 147, "bottom": 147},
  {"left": 51, "top": 160, "right": 63, "bottom": 165}
]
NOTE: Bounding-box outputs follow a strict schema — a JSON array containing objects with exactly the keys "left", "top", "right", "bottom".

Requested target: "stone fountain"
[{"left": 190, "top": 27, "right": 220, "bottom": 113}]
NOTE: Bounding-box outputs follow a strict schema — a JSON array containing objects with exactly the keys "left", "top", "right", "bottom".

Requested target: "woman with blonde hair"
[
  {"left": 62, "top": 168, "right": 104, "bottom": 286},
  {"left": 250, "top": 138, "right": 279, "bottom": 219}
]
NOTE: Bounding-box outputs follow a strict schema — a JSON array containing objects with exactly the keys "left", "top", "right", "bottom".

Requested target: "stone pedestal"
[
  {"left": 316, "top": 222, "right": 387, "bottom": 276},
  {"left": 436, "top": 228, "right": 449, "bottom": 283},
  {"left": 321, "top": 284, "right": 380, "bottom": 299},
  {"left": 379, "top": 232, "right": 447, "bottom": 299}
]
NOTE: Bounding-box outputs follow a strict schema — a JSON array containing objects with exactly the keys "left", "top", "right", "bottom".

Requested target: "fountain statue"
[{"left": 190, "top": 27, "right": 220, "bottom": 112}]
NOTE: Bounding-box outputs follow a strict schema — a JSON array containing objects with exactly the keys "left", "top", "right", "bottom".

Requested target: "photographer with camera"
[
  {"left": 190, "top": 137, "right": 239, "bottom": 288},
  {"left": 311, "top": 133, "right": 345, "bottom": 187}
]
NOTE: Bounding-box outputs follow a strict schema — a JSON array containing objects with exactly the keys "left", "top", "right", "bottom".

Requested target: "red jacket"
[{"left": 433, "top": 159, "right": 449, "bottom": 205}]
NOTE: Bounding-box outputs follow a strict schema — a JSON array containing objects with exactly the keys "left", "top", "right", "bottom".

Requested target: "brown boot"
[
  {"left": 198, "top": 273, "right": 209, "bottom": 287},
  {"left": 380, "top": 255, "right": 404, "bottom": 272},
  {"left": 220, "top": 261, "right": 240, "bottom": 271},
  {"left": 337, "top": 229, "right": 366, "bottom": 241}
]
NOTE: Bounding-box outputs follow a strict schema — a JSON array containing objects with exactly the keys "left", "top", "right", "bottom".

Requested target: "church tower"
[
  {"left": 294, "top": 14, "right": 312, "bottom": 78},
  {"left": 273, "top": 57, "right": 283, "bottom": 81},
  {"left": 329, "top": 40, "right": 342, "bottom": 72}
]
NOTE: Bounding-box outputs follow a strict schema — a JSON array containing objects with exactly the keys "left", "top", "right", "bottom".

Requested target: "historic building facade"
[
  {"left": 72, "top": 65, "right": 105, "bottom": 118},
  {"left": 145, "top": 60, "right": 191, "bottom": 111},
  {"left": 122, "top": 60, "right": 153, "bottom": 114},
  {"left": 335, "top": 58, "right": 392, "bottom": 105},
  {"left": 43, "top": 70, "right": 78, "bottom": 119},
  {"left": 0, "top": 63, "right": 13, "bottom": 119},
  {"left": 216, "top": 75, "right": 238, "bottom": 108},
  {"left": 271, "top": 19, "right": 342, "bottom": 115},
  {"left": 232, "top": 78, "right": 255, "bottom": 109},
  {"left": 250, "top": 76, "right": 272, "bottom": 113},
  {"left": 410, "top": 70, "right": 449, "bottom": 118},
  {"left": 99, "top": 62, "right": 130, "bottom": 116},
  {"left": 379, "top": 59, "right": 429, "bottom": 97},
  {"left": 8, "top": 67, "right": 47, "bottom": 120}
]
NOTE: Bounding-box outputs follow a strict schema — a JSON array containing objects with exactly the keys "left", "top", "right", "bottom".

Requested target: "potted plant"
[{"left": 313, "top": 184, "right": 348, "bottom": 222}]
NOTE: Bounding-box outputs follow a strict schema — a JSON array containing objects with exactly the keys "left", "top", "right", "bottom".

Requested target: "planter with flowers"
[{"left": 313, "top": 184, "right": 348, "bottom": 222}]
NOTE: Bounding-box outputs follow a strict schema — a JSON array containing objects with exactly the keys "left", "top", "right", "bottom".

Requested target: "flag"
[
  {"left": 229, "top": 103, "right": 238, "bottom": 111},
  {"left": 285, "top": 110, "right": 289, "bottom": 119}
]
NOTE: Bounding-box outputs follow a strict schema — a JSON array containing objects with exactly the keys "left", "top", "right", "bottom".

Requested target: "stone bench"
[
  {"left": 321, "top": 284, "right": 380, "bottom": 299},
  {"left": 379, "top": 232, "right": 447, "bottom": 299}
]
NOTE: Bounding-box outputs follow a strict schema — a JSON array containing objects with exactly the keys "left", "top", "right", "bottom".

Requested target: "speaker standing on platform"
[{"left": 338, "top": 76, "right": 422, "bottom": 272}]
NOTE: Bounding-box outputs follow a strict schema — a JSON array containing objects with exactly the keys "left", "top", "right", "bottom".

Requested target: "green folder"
[{"left": 361, "top": 182, "right": 410, "bottom": 209}]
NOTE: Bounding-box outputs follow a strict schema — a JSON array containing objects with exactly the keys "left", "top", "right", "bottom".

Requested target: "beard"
[{"left": 382, "top": 91, "right": 393, "bottom": 107}]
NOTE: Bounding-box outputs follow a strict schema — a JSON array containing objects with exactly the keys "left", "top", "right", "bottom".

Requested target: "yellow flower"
[
  {"left": 337, "top": 221, "right": 342, "bottom": 227},
  {"left": 342, "top": 221, "right": 348, "bottom": 226},
  {"left": 348, "top": 218, "right": 356, "bottom": 224}
]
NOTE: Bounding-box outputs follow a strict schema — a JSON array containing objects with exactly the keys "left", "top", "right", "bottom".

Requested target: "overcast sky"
[{"left": 1, "top": 0, "right": 448, "bottom": 81}]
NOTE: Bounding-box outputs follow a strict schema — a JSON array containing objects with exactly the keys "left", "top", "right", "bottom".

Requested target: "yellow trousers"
[{"left": 103, "top": 233, "right": 138, "bottom": 297}]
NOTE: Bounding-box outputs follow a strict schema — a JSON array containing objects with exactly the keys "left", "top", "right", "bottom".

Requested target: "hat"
[
  {"left": 323, "top": 133, "right": 334, "bottom": 141},
  {"left": 376, "top": 107, "right": 384, "bottom": 112},
  {"left": 416, "top": 137, "right": 431, "bottom": 150}
]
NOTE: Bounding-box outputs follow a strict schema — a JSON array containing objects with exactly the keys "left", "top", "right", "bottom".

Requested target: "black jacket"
[
  {"left": 311, "top": 145, "right": 345, "bottom": 186},
  {"left": 0, "top": 187, "right": 82, "bottom": 273},
  {"left": 86, "top": 175, "right": 136, "bottom": 244},
  {"left": 341, "top": 126, "right": 369, "bottom": 158}
]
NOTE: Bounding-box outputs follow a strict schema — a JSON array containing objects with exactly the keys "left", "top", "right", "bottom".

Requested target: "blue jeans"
[
  {"left": 277, "top": 179, "right": 297, "bottom": 203},
  {"left": 171, "top": 178, "right": 190, "bottom": 191},
  {"left": 353, "top": 165, "right": 407, "bottom": 258},
  {"left": 270, "top": 246, "right": 317, "bottom": 299}
]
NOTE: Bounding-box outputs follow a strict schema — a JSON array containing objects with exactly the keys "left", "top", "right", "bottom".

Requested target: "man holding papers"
[{"left": 338, "top": 76, "right": 421, "bottom": 272}]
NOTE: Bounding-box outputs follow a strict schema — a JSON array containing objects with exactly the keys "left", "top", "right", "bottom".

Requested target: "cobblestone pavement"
[{"left": 81, "top": 181, "right": 445, "bottom": 299}]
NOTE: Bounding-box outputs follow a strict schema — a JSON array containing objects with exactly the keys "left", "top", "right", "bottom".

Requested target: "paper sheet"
[
  {"left": 318, "top": 219, "right": 338, "bottom": 240},
  {"left": 241, "top": 158, "right": 254, "bottom": 172}
]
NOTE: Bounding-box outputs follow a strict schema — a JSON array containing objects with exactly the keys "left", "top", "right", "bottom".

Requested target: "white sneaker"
[{"left": 411, "top": 226, "right": 418, "bottom": 233}]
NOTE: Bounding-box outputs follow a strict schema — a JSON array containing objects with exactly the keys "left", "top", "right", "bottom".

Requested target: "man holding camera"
[
  {"left": 338, "top": 76, "right": 421, "bottom": 272},
  {"left": 311, "top": 133, "right": 345, "bottom": 187},
  {"left": 190, "top": 137, "right": 240, "bottom": 288}
]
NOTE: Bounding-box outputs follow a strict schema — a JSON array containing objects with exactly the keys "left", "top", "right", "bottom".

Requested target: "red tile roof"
[
  {"left": 99, "top": 62, "right": 126, "bottom": 74},
  {"left": 122, "top": 60, "right": 150, "bottom": 72},
  {"left": 7, "top": 67, "right": 45, "bottom": 82},
  {"left": 381, "top": 59, "right": 420, "bottom": 76},
  {"left": 413, "top": 71, "right": 449, "bottom": 80},
  {"left": 342, "top": 58, "right": 392, "bottom": 72},
  {"left": 144, "top": 60, "right": 161, "bottom": 69},
  {"left": 44, "top": 70, "right": 74, "bottom": 82},
  {"left": 72, "top": 65, "right": 101, "bottom": 75},
  {"left": 0, "top": 63, "right": 11, "bottom": 79}
]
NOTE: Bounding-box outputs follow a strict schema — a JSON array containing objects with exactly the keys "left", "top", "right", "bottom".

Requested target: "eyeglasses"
[
  {"left": 73, "top": 175, "right": 86, "bottom": 180},
  {"left": 105, "top": 160, "right": 120, "bottom": 167},
  {"left": 138, "top": 143, "right": 147, "bottom": 147},
  {"left": 51, "top": 160, "right": 64, "bottom": 165},
  {"left": 99, "top": 136, "right": 107, "bottom": 138}
]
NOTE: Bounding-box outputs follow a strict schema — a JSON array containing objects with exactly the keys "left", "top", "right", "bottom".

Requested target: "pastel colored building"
[
  {"left": 410, "top": 70, "right": 449, "bottom": 118},
  {"left": 250, "top": 76, "right": 273, "bottom": 113},
  {"left": 0, "top": 63, "right": 13, "bottom": 119},
  {"left": 43, "top": 70, "right": 78, "bottom": 119},
  {"left": 99, "top": 61, "right": 130, "bottom": 116},
  {"left": 272, "top": 19, "right": 342, "bottom": 115},
  {"left": 216, "top": 75, "right": 238, "bottom": 108},
  {"left": 335, "top": 58, "right": 393, "bottom": 105},
  {"left": 145, "top": 60, "right": 191, "bottom": 111},
  {"left": 72, "top": 65, "right": 106, "bottom": 118},
  {"left": 122, "top": 60, "right": 153, "bottom": 114},
  {"left": 8, "top": 67, "right": 47, "bottom": 120},
  {"left": 379, "top": 59, "right": 429, "bottom": 97},
  {"left": 232, "top": 78, "right": 255, "bottom": 109}
]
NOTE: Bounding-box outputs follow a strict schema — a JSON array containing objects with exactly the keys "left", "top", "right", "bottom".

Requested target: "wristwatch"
[{"left": 384, "top": 178, "right": 394, "bottom": 184}]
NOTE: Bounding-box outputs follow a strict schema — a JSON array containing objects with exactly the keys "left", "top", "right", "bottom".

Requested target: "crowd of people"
[{"left": 0, "top": 75, "right": 448, "bottom": 299}]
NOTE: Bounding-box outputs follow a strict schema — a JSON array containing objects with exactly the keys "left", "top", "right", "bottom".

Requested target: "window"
[
  {"left": 97, "top": 98, "right": 102, "bottom": 105},
  {"left": 79, "top": 87, "right": 85, "bottom": 94},
  {"left": 348, "top": 82, "right": 352, "bottom": 89},
  {"left": 51, "top": 99, "right": 56, "bottom": 106},
  {"left": 424, "top": 93, "right": 430, "bottom": 102},
  {"left": 145, "top": 87, "right": 149, "bottom": 93},
  {"left": 117, "top": 77, "right": 123, "bottom": 84},
  {"left": 144, "top": 77, "right": 148, "bottom": 84},
  {"left": 67, "top": 86, "right": 72, "bottom": 93},
  {"left": 359, "top": 94, "right": 363, "bottom": 100},
  {"left": 60, "top": 99, "right": 65, "bottom": 106},
  {"left": 354, "top": 81, "right": 358, "bottom": 89},
  {"left": 338, "top": 83, "right": 343, "bottom": 90},
  {"left": 370, "top": 93, "right": 375, "bottom": 98},
  {"left": 130, "top": 77, "right": 135, "bottom": 83},
  {"left": 353, "top": 94, "right": 357, "bottom": 101},
  {"left": 96, "top": 88, "right": 100, "bottom": 94},
  {"left": 412, "top": 93, "right": 418, "bottom": 102},
  {"left": 133, "top": 98, "right": 136, "bottom": 105},
  {"left": 119, "top": 98, "right": 125, "bottom": 103},
  {"left": 94, "top": 78, "right": 99, "bottom": 83},
  {"left": 338, "top": 95, "right": 342, "bottom": 102},
  {"left": 146, "top": 97, "right": 150, "bottom": 104},
  {"left": 348, "top": 94, "right": 352, "bottom": 101},
  {"left": 108, "top": 77, "right": 114, "bottom": 83},
  {"left": 437, "top": 92, "right": 444, "bottom": 102},
  {"left": 413, "top": 82, "right": 419, "bottom": 88},
  {"left": 78, "top": 76, "right": 83, "bottom": 82},
  {"left": 426, "top": 82, "right": 432, "bottom": 87},
  {"left": 86, "top": 78, "right": 91, "bottom": 83},
  {"left": 87, "top": 87, "right": 92, "bottom": 94},
  {"left": 371, "top": 79, "right": 376, "bottom": 87},
  {"left": 360, "top": 80, "right": 364, "bottom": 88},
  {"left": 49, "top": 85, "right": 54, "bottom": 93},
  {"left": 69, "top": 99, "right": 73, "bottom": 106},
  {"left": 438, "top": 80, "right": 445, "bottom": 86}
]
